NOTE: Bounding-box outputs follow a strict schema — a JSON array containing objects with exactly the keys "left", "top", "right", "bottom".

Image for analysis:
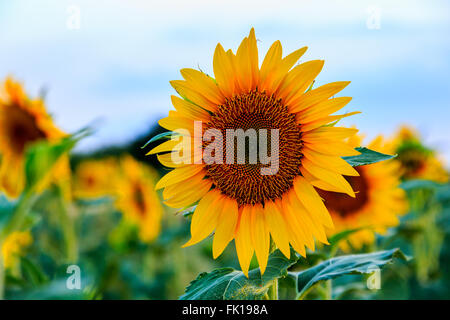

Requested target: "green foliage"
[
  {"left": 180, "top": 249, "right": 298, "bottom": 300},
  {"left": 343, "top": 147, "right": 396, "bottom": 167},
  {"left": 289, "top": 249, "right": 407, "bottom": 299},
  {"left": 0, "top": 196, "right": 16, "bottom": 230},
  {"left": 20, "top": 257, "right": 49, "bottom": 286},
  {"left": 141, "top": 131, "right": 177, "bottom": 149},
  {"left": 24, "top": 128, "right": 90, "bottom": 193},
  {"left": 328, "top": 228, "right": 364, "bottom": 252}
]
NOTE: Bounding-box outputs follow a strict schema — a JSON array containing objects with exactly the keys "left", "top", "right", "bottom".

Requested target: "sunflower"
[
  {"left": 388, "top": 126, "right": 448, "bottom": 183},
  {"left": 0, "top": 77, "right": 67, "bottom": 198},
  {"left": 150, "top": 29, "right": 360, "bottom": 275},
  {"left": 115, "top": 156, "right": 163, "bottom": 243},
  {"left": 318, "top": 135, "right": 407, "bottom": 251},
  {"left": 1, "top": 231, "right": 32, "bottom": 269},
  {"left": 73, "top": 157, "right": 120, "bottom": 199}
]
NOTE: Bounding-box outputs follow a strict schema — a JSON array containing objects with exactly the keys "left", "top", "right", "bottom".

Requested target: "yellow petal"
[
  {"left": 251, "top": 204, "right": 270, "bottom": 275},
  {"left": 180, "top": 68, "right": 224, "bottom": 106},
  {"left": 286, "top": 190, "right": 315, "bottom": 250},
  {"left": 301, "top": 166, "right": 346, "bottom": 194},
  {"left": 155, "top": 165, "right": 204, "bottom": 190},
  {"left": 290, "top": 81, "right": 351, "bottom": 113},
  {"left": 261, "top": 46, "right": 308, "bottom": 95},
  {"left": 235, "top": 37, "right": 252, "bottom": 92},
  {"left": 281, "top": 46, "right": 308, "bottom": 72},
  {"left": 302, "top": 127, "right": 358, "bottom": 142},
  {"left": 158, "top": 115, "right": 195, "bottom": 135},
  {"left": 260, "top": 41, "right": 282, "bottom": 85},
  {"left": 212, "top": 198, "right": 239, "bottom": 258},
  {"left": 301, "top": 158, "right": 355, "bottom": 197},
  {"left": 247, "top": 28, "right": 259, "bottom": 89},
  {"left": 213, "top": 43, "right": 236, "bottom": 97},
  {"left": 171, "top": 95, "right": 211, "bottom": 122},
  {"left": 301, "top": 111, "right": 361, "bottom": 132},
  {"left": 297, "top": 97, "right": 353, "bottom": 123},
  {"left": 164, "top": 176, "right": 212, "bottom": 208},
  {"left": 278, "top": 60, "right": 324, "bottom": 105},
  {"left": 170, "top": 80, "right": 217, "bottom": 112},
  {"left": 279, "top": 198, "right": 307, "bottom": 256},
  {"left": 302, "top": 146, "right": 359, "bottom": 177},
  {"left": 293, "top": 176, "right": 334, "bottom": 229},
  {"left": 235, "top": 206, "right": 254, "bottom": 277},
  {"left": 303, "top": 140, "right": 360, "bottom": 157},
  {"left": 157, "top": 153, "right": 190, "bottom": 168},
  {"left": 289, "top": 190, "right": 328, "bottom": 245},
  {"left": 264, "top": 201, "right": 290, "bottom": 258},
  {"left": 0, "top": 155, "right": 24, "bottom": 199},
  {"left": 182, "top": 190, "right": 222, "bottom": 247},
  {"left": 147, "top": 138, "right": 183, "bottom": 155}
]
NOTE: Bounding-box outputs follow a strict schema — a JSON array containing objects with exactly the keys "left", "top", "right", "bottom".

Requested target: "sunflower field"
[{"left": 1, "top": 2, "right": 450, "bottom": 304}]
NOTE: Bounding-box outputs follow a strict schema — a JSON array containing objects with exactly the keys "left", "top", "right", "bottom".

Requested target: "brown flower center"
[
  {"left": 204, "top": 90, "right": 303, "bottom": 206},
  {"left": 132, "top": 182, "right": 147, "bottom": 216},
  {"left": 397, "top": 149, "right": 427, "bottom": 178},
  {"left": 4, "top": 105, "right": 46, "bottom": 154},
  {"left": 317, "top": 167, "right": 369, "bottom": 217}
]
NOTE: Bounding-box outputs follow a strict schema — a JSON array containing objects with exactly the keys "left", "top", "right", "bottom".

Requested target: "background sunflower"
[
  {"left": 387, "top": 126, "right": 448, "bottom": 183},
  {"left": 0, "top": 78, "right": 68, "bottom": 198},
  {"left": 319, "top": 134, "right": 408, "bottom": 251}
]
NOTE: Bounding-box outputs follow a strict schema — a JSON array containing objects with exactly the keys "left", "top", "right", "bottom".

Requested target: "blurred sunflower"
[
  {"left": 72, "top": 157, "right": 119, "bottom": 199},
  {"left": 1, "top": 231, "right": 32, "bottom": 269},
  {"left": 318, "top": 135, "right": 407, "bottom": 251},
  {"left": 115, "top": 156, "right": 162, "bottom": 243},
  {"left": 388, "top": 126, "right": 448, "bottom": 183},
  {"left": 150, "top": 29, "right": 361, "bottom": 275},
  {"left": 0, "top": 77, "right": 68, "bottom": 198}
]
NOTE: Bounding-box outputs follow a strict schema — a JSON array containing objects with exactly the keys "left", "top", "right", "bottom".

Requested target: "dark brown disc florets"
[
  {"left": 204, "top": 90, "right": 304, "bottom": 206},
  {"left": 316, "top": 167, "right": 370, "bottom": 217}
]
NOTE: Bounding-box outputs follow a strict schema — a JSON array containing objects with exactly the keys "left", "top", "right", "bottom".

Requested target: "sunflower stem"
[
  {"left": 55, "top": 186, "right": 78, "bottom": 263},
  {"left": 0, "top": 190, "right": 36, "bottom": 300},
  {"left": 267, "top": 239, "right": 278, "bottom": 300},
  {"left": 1, "top": 191, "right": 34, "bottom": 238},
  {"left": 0, "top": 240, "right": 4, "bottom": 300},
  {"left": 325, "top": 280, "right": 333, "bottom": 300}
]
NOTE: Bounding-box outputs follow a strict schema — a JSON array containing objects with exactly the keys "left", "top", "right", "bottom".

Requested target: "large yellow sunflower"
[
  {"left": 0, "top": 77, "right": 67, "bottom": 198},
  {"left": 150, "top": 29, "right": 360, "bottom": 275},
  {"left": 318, "top": 135, "right": 407, "bottom": 251},
  {"left": 115, "top": 156, "right": 163, "bottom": 243},
  {"left": 388, "top": 126, "right": 448, "bottom": 183}
]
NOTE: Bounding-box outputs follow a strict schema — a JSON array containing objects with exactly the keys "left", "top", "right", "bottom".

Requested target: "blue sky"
[{"left": 1, "top": 0, "right": 449, "bottom": 165}]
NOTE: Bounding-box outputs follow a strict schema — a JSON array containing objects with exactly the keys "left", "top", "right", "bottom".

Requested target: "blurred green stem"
[
  {"left": 1, "top": 191, "right": 34, "bottom": 238},
  {"left": 0, "top": 190, "right": 36, "bottom": 300},
  {"left": 0, "top": 241, "right": 4, "bottom": 300},
  {"left": 267, "top": 239, "right": 278, "bottom": 300},
  {"left": 55, "top": 186, "right": 78, "bottom": 263},
  {"left": 325, "top": 280, "right": 332, "bottom": 300}
]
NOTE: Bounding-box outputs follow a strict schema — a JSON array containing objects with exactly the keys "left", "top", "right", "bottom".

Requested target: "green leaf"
[
  {"left": 327, "top": 228, "right": 366, "bottom": 254},
  {"left": 141, "top": 131, "right": 178, "bottom": 149},
  {"left": 0, "top": 195, "right": 16, "bottom": 230},
  {"left": 19, "top": 212, "right": 42, "bottom": 231},
  {"left": 289, "top": 248, "right": 407, "bottom": 299},
  {"left": 328, "top": 228, "right": 364, "bottom": 247},
  {"left": 343, "top": 147, "right": 396, "bottom": 167},
  {"left": 180, "top": 249, "right": 298, "bottom": 300},
  {"left": 24, "top": 128, "right": 89, "bottom": 192},
  {"left": 20, "top": 256, "right": 49, "bottom": 286}
]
